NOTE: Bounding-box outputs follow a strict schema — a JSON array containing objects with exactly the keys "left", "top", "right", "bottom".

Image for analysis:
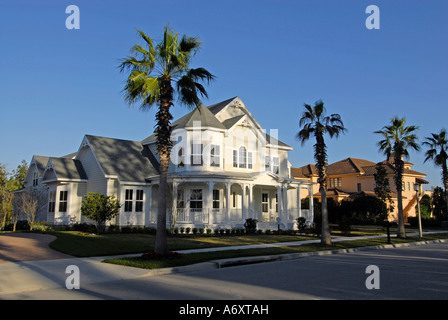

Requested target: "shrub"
[
  {"left": 31, "top": 222, "right": 53, "bottom": 232},
  {"left": 244, "top": 218, "right": 258, "bottom": 234},
  {"left": 81, "top": 192, "right": 121, "bottom": 233},
  {"left": 296, "top": 217, "right": 307, "bottom": 232}
]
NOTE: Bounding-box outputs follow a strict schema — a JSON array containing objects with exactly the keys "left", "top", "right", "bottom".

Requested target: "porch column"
[
  {"left": 283, "top": 186, "right": 288, "bottom": 224},
  {"left": 248, "top": 184, "right": 254, "bottom": 219},
  {"left": 242, "top": 183, "right": 247, "bottom": 222},
  {"left": 226, "top": 182, "right": 231, "bottom": 224},
  {"left": 145, "top": 185, "right": 152, "bottom": 226},
  {"left": 277, "top": 186, "right": 282, "bottom": 225},
  {"left": 172, "top": 181, "right": 178, "bottom": 227},
  {"left": 208, "top": 181, "right": 214, "bottom": 225},
  {"left": 297, "top": 186, "right": 302, "bottom": 219},
  {"left": 309, "top": 186, "right": 314, "bottom": 224}
]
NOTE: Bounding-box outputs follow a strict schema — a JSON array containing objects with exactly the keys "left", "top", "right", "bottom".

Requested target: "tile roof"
[{"left": 292, "top": 157, "right": 426, "bottom": 179}]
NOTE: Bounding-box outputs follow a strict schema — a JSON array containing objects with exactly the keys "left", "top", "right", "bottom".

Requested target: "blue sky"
[{"left": 1, "top": 0, "right": 447, "bottom": 189}]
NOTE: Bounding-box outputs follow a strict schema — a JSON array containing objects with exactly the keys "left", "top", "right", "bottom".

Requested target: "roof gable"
[
  {"left": 84, "top": 135, "right": 159, "bottom": 183},
  {"left": 42, "top": 158, "right": 88, "bottom": 182}
]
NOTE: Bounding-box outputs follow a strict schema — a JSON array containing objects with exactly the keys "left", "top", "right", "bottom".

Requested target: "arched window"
[{"left": 239, "top": 146, "right": 247, "bottom": 168}]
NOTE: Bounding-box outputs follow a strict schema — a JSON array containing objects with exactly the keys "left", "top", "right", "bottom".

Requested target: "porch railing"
[{"left": 147, "top": 208, "right": 313, "bottom": 226}]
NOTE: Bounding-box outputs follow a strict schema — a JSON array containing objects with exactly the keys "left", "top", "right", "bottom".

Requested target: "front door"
[{"left": 262, "top": 193, "right": 269, "bottom": 221}]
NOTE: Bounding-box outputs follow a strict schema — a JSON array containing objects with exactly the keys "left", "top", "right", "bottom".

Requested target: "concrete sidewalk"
[{"left": 0, "top": 231, "right": 447, "bottom": 298}]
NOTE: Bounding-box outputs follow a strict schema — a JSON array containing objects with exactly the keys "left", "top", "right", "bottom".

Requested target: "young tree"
[
  {"left": 119, "top": 27, "right": 214, "bottom": 255},
  {"left": 13, "top": 185, "right": 48, "bottom": 231},
  {"left": 297, "top": 100, "right": 346, "bottom": 245},
  {"left": 432, "top": 186, "right": 447, "bottom": 220},
  {"left": 423, "top": 128, "right": 448, "bottom": 213},
  {"left": 373, "top": 164, "right": 394, "bottom": 221},
  {"left": 374, "top": 117, "right": 420, "bottom": 238},
  {"left": 81, "top": 192, "right": 121, "bottom": 233}
]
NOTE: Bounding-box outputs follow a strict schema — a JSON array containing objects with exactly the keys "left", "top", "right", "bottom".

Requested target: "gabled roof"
[
  {"left": 142, "top": 103, "right": 225, "bottom": 144},
  {"left": 31, "top": 155, "right": 50, "bottom": 176},
  {"left": 141, "top": 97, "right": 291, "bottom": 149},
  {"left": 43, "top": 158, "right": 88, "bottom": 182},
  {"left": 85, "top": 135, "right": 159, "bottom": 183}
]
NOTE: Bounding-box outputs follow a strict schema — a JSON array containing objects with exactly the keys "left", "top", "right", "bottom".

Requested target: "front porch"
[{"left": 122, "top": 176, "right": 315, "bottom": 231}]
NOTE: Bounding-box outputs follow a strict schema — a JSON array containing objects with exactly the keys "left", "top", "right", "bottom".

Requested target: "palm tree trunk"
[
  {"left": 320, "top": 187, "right": 332, "bottom": 245},
  {"left": 314, "top": 133, "right": 331, "bottom": 245},
  {"left": 394, "top": 155, "right": 406, "bottom": 238},
  {"left": 154, "top": 78, "right": 173, "bottom": 256},
  {"left": 442, "top": 162, "right": 448, "bottom": 214}
]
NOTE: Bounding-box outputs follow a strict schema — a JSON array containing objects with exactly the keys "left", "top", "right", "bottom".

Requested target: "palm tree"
[
  {"left": 297, "top": 100, "right": 346, "bottom": 245},
  {"left": 423, "top": 128, "right": 448, "bottom": 212},
  {"left": 119, "top": 27, "right": 215, "bottom": 255},
  {"left": 374, "top": 117, "right": 420, "bottom": 238}
]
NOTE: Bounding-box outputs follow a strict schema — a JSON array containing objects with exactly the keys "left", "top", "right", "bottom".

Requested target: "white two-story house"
[{"left": 21, "top": 97, "right": 315, "bottom": 231}]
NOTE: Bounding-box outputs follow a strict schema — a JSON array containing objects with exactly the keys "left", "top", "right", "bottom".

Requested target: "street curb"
[{"left": 136, "top": 238, "right": 448, "bottom": 276}]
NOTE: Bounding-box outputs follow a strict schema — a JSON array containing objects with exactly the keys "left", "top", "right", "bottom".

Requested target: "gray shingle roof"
[
  {"left": 32, "top": 155, "right": 50, "bottom": 176},
  {"left": 86, "top": 135, "right": 159, "bottom": 183},
  {"left": 142, "top": 103, "right": 225, "bottom": 144},
  {"left": 48, "top": 158, "right": 87, "bottom": 180}
]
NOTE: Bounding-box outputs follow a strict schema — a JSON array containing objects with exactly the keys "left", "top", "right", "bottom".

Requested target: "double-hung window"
[
  {"left": 210, "top": 145, "right": 220, "bottom": 167},
  {"left": 190, "top": 189, "right": 203, "bottom": 209},
  {"left": 272, "top": 157, "right": 279, "bottom": 174},
  {"left": 191, "top": 144, "right": 203, "bottom": 166},
  {"left": 125, "top": 189, "right": 144, "bottom": 212},
  {"left": 330, "top": 178, "right": 342, "bottom": 188},
  {"left": 213, "top": 189, "right": 220, "bottom": 209},
  {"left": 48, "top": 191, "right": 56, "bottom": 213},
  {"left": 59, "top": 191, "right": 68, "bottom": 212},
  {"left": 135, "top": 190, "right": 144, "bottom": 212},
  {"left": 125, "top": 189, "right": 133, "bottom": 212}
]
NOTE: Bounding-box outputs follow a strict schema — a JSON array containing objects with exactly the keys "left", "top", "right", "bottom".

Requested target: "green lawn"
[
  {"left": 46, "top": 226, "right": 448, "bottom": 259},
  {"left": 48, "top": 231, "right": 316, "bottom": 257}
]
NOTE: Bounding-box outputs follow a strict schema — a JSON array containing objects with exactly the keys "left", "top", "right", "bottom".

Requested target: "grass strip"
[{"left": 104, "top": 233, "right": 448, "bottom": 270}]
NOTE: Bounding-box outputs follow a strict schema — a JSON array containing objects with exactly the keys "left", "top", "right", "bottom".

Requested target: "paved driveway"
[{"left": 0, "top": 233, "right": 72, "bottom": 263}]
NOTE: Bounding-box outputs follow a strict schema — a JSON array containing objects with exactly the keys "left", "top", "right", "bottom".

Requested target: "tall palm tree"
[
  {"left": 297, "top": 100, "right": 346, "bottom": 245},
  {"left": 119, "top": 27, "right": 215, "bottom": 255},
  {"left": 423, "top": 128, "right": 448, "bottom": 211},
  {"left": 374, "top": 117, "right": 420, "bottom": 238}
]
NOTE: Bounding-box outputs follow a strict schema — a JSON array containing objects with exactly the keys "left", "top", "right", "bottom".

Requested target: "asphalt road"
[{"left": 1, "top": 241, "right": 447, "bottom": 301}]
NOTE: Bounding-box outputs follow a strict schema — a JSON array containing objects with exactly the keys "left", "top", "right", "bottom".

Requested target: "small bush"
[
  {"left": 244, "top": 218, "right": 258, "bottom": 234},
  {"left": 296, "top": 217, "right": 307, "bottom": 232}
]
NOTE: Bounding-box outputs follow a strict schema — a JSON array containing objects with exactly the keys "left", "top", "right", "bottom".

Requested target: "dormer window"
[
  {"left": 178, "top": 148, "right": 184, "bottom": 168},
  {"left": 33, "top": 171, "right": 39, "bottom": 186}
]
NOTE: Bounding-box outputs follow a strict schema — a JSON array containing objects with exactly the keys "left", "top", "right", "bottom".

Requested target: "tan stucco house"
[{"left": 291, "top": 157, "right": 429, "bottom": 222}]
